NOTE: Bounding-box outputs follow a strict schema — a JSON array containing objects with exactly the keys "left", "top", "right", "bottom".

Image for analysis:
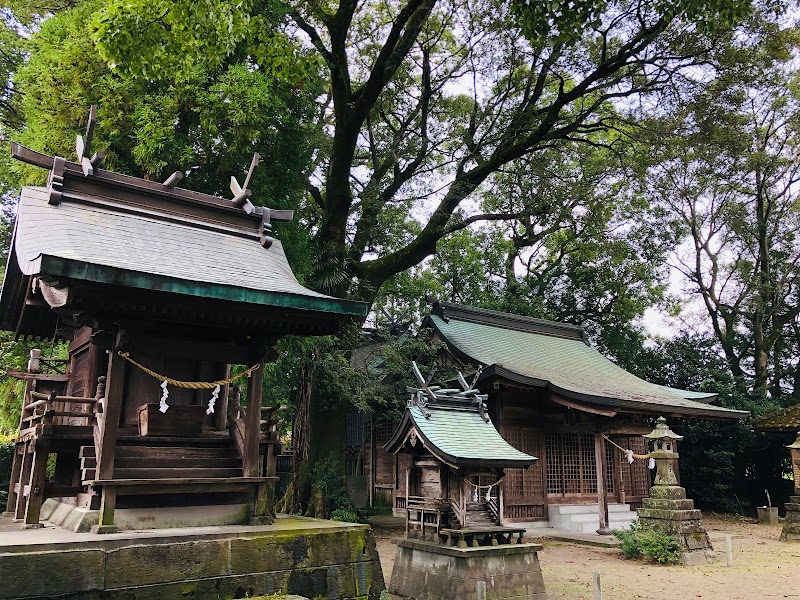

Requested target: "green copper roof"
[
  {"left": 426, "top": 302, "right": 748, "bottom": 420},
  {"left": 385, "top": 403, "right": 538, "bottom": 468},
  {"left": 10, "top": 186, "right": 366, "bottom": 317},
  {"left": 752, "top": 404, "right": 800, "bottom": 432}
]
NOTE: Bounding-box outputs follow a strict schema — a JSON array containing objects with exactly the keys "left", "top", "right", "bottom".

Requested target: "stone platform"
[
  {"left": 389, "top": 538, "right": 546, "bottom": 600},
  {"left": 782, "top": 495, "right": 800, "bottom": 542},
  {"left": 637, "top": 485, "right": 715, "bottom": 566},
  {"left": 0, "top": 514, "right": 385, "bottom": 599}
]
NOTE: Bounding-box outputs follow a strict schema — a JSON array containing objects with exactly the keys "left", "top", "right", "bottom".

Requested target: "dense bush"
[
  {"left": 613, "top": 522, "right": 680, "bottom": 564},
  {"left": 329, "top": 507, "right": 361, "bottom": 523}
]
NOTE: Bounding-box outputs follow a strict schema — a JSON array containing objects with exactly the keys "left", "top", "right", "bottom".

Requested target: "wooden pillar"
[
  {"left": 610, "top": 444, "right": 623, "bottom": 504},
  {"left": 96, "top": 487, "right": 118, "bottom": 533},
  {"left": 4, "top": 443, "right": 23, "bottom": 517},
  {"left": 404, "top": 467, "right": 410, "bottom": 537},
  {"left": 498, "top": 478, "right": 505, "bottom": 526},
  {"left": 23, "top": 438, "right": 51, "bottom": 527},
  {"left": 243, "top": 364, "right": 264, "bottom": 477},
  {"left": 595, "top": 433, "right": 611, "bottom": 535},
  {"left": 13, "top": 442, "right": 33, "bottom": 521},
  {"left": 96, "top": 350, "right": 126, "bottom": 481}
]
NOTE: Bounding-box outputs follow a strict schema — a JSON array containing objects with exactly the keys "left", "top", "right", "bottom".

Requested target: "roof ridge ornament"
[
  {"left": 75, "top": 105, "right": 105, "bottom": 177},
  {"left": 408, "top": 361, "right": 489, "bottom": 422},
  {"left": 229, "top": 152, "right": 295, "bottom": 248}
]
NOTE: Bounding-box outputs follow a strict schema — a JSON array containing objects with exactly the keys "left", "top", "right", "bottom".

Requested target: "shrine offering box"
[{"left": 137, "top": 403, "right": 205, "bottom": 437}]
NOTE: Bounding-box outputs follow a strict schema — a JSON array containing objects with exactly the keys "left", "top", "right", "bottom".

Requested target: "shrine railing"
[
  {"left": 406, "top": 496, "right": 451, "bottom": 538},
  {"left": 21, "top": 390, "right": 101, "bottom": 434}
]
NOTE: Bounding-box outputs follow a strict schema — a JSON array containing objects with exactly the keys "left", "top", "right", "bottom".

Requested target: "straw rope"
[
  {"left": 463, "top": 477, "right": 504, "bottom": 490},
  {"left": 118, "top": 351, "right": 260, "bottom": 389},
  {"left": 603, "top": 435, "right": 650, "bottom": 460}
]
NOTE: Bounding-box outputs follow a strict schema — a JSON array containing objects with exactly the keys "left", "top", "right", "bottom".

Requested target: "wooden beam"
[
  {"left": 595, "top": 433, "right": 611, "bottom": 535},
  {"left": 23, "top": 438, "right": 51, "bottom": 527},
  {"left": 243, "top": 364, "right": 264, "bottom": 477},
  {"left": 96, "top": 348, "right": 126, "bottom": 481},
  {"left": 550, "top": 393, "right": 618, "bottom": 417}
]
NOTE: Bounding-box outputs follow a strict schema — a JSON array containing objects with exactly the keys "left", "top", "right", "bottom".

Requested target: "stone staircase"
[{"left": 547, "top": 503, "right": 637, "bottom": 533}]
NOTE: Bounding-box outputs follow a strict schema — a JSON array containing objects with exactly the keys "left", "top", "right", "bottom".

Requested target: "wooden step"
[
  {"left": 114, "top": 456, "right": 241, "bottom": 468},
  {"left": 79, "top": 446, "right": 96, "bottom": 458},
  {"left": 82, "top": 467, "right": 244, "bottom": 481},
  {"left": 116, "top": 446, "right": 239, "bottom": 459}
]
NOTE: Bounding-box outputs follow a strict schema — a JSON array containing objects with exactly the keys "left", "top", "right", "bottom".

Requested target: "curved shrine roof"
[{"left": 426, "top": 302, "right": 748, "bottom": 421}]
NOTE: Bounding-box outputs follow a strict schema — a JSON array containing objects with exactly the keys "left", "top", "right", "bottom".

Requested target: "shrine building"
[
  {"left": 370, "top": 301, "right": 749, "bottom": 533},
  {"left": 2, "top": 126, "right": 367, "bottom": 532}
]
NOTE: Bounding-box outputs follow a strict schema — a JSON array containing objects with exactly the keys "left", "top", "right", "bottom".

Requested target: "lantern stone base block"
[
  {"left": 637, "top": 485, "right": 716, "bottom": 566},
  {"left": 781, "top": 496, "right": 800, "bottom": 542}
]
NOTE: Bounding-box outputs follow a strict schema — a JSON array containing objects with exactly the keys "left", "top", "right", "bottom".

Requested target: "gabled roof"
[
  {"left": 384, "top": 381, "right": 538, "bottom": 469},
  {"left": 425, "top": 302, "right": 748, "bottom": 421},
  {"left": 0, "top": 144, "right": 367, "bottom": 337},
  {"left": 752, "top": 404, "right": 800, "bottom": 432}
]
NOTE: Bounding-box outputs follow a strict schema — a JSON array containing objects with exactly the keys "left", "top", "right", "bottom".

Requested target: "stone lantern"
[
  {"left": 636, "top": 416, "right": 715, "bottom": 565},
  {"left": 642, "top": 416, "right": 683, "bottom": 487},
  {"left": 781, "top": 431, "right": 800, "bottom": 542}
]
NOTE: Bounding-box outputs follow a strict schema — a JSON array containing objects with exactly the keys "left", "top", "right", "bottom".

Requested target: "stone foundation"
[
  {"left": 40, "top": 498, "right": 254, "bottom": 533},
  {"left": 389, "top": 538, "right": 547, "bottom": 600},
  {"left": 0, "top": 515, "right": 385, "bottom": 599},
  {"left": 637, "top": 485, "right": 715, "bottom": 566},
  {"left": 781, "top": 496, "right": 800, "bottom": 542}
]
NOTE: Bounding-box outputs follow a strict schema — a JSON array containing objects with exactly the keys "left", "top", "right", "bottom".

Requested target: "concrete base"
[
  {"left": 389, "top": 538, "right": 546, "bottom": 600},
  {"left": 638, "top": 485, "right": 715, "bottom": 566},
  {"left": 0, "top": 514, "right": 385, "bottom": 599},
  {"left": 40, "top": 498, "right": 252, "bottom": 533},
  {"left": 781, "top": 496, "right": 800, "bottom": 542},
  {"left": 758, "top": 506, "right": 779, "bottom": 524},
  {"left": 547, "top": 503, "right": 637, "bottom": 533}
]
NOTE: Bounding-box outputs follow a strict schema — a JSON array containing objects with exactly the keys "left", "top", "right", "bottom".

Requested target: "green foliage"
[
  {"left": 310, "top": 454, "right": 359, "bottom": 519},
  {"left": 510, "top": 0, "right": 777, "bottom": 45},
  {"left": 329, "top": 507, "right": 361, "bottom": 523},
  {"left": 0, "top": 433, "right": 13, "bottom": 512},
  {"left": 93, "top": 0, "right": 252, "bottom": 80},
  {"left": 613, "top": 522, "right": 680, "bottom": 564}
]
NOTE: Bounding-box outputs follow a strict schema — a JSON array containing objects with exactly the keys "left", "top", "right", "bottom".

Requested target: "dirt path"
[{"left": 373, "top": 515, "right": 800, "bottom": 599}]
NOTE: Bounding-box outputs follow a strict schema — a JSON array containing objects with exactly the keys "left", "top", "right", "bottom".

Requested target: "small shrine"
[
  {"left": 636, "top": 417, "right": 715, "bottom": 565},
  {"left": 0, "top": 109, "right": 385, "bottom": 599},
  {"left": 385, "top": 362, "right": 546, "bottom": 600}
]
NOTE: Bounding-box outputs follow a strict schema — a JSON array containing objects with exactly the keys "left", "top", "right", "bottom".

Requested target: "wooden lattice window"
[
  {"left": 502, "top": 427, "right": 544, "bottom": 500},
  {"left": 546, "top": 432, "right": 599, "bottom": 496}
]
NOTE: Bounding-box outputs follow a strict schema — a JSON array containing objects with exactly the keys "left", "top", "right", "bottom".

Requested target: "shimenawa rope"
[
  {"left": 602, "top": 435, "right": 651, "bottom": 460},
  {"left": 118, "top": 351, "right": 259, "bottom": 389}
]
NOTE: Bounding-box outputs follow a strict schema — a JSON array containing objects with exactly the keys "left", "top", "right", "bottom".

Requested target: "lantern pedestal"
[
  {"left": 637, "top": 417, "right": 714, "bottom": 565},
  {"left": 637, "top": 485, "right": 715, "bottom": 565},
  {"left": 782, "top": 497, "right": 800, "bottom": 541},
  {"left": 783, "top": 433, "right": 800, "bottom": 542}
]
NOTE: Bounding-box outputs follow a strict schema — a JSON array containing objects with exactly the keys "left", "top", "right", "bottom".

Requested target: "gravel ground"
[{"left": 372, "top": 514, "right": 800, "bottom": 599}]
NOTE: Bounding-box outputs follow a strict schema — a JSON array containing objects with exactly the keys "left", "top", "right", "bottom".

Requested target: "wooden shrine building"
[
  {"left": 1, "top": 120, "right": 366, "bottom": 532},
  {"left": 384, "top": 363, "right": 537, "bottom": 547},
  {"left": 377, "top": 302, "right": 749, "bottom": 533}
]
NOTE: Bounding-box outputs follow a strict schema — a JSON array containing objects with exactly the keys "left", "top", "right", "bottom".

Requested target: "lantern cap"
[
  {"left": 643, "top": 416, "right": 683, "bottom": 441},
  {"left": 788, "top": 431, "right": 800, "bottom": 450}
]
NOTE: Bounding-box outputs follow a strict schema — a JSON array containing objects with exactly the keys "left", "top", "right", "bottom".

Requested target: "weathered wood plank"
[{"left": 96, "top": 350, "right": 126, "bottom": 480}]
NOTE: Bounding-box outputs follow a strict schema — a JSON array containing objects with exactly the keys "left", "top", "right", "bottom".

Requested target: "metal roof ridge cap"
[{"left": 434, "top": 302, "right": 585, "bottom": 340}]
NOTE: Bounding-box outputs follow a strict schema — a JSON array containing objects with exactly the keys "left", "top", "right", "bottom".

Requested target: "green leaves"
[{"left": 92, "top": 0, "right": 253, "bottom": 80}]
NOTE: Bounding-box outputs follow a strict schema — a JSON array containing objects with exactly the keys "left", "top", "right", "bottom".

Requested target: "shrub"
[
  {"left": 329, "top": 507, "right": 361, "bottom": 523},
  {"left": 613, "top": 521, "right": 680, "bottom": 564}
]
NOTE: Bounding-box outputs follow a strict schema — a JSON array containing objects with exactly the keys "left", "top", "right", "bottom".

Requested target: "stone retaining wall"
[{"left": 1, "top": 521, "right": 384, "bottom": 599}]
